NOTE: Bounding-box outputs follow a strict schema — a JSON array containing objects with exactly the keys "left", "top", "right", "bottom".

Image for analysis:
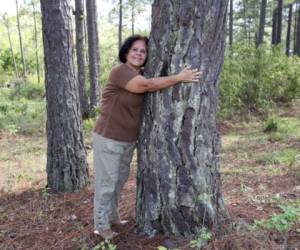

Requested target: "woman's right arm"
[{"left": 125, "top": 66, "right": 202, "bottom": 94}]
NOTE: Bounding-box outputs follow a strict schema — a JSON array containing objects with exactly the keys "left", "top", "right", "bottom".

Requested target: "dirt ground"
[{"left": 1, "top": 108, "right": 300, "bottom": 249}]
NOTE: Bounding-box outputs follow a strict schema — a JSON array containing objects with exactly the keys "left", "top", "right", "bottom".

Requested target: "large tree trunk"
[
  {"left": 86, "top": 0, "right": 100, "bottom": 111},
  {"left": 40, "top": 0, "right": 89, "bottom": 192},
  {"left": 75, "top": 0, "right": 89, "bottom": 118},
  {"left": 32, "top": 1, "right": 41, "bottom": 84},
  {"left": 16, "top": 0, "right": 27, "bottom": 78},
  {"left": 257, "top": 0, "right": 267, "bottom": 47},
  {"left": 286, "top": 4, "right": 293, "bottom": 56},
  {"left": 3, "top": 14, "right": 19, "bottom": 78},
  {"left": 137, "top": 0, "right": 229, "bottom": 237}
]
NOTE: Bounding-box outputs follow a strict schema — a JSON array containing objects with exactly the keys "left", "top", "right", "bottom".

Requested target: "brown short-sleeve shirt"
[{"left": 94, "top": 64, "right": 144, "bottom": 142}]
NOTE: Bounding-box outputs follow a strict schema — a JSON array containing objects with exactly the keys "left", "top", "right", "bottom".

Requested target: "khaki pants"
[{"left": 92, "top": 132, "right": 136, "bottom": 231}]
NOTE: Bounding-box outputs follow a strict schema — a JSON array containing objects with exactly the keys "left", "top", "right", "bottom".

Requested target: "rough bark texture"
[
  {"left": 257, "top": 0, "right": 267, "bottom": 47},
  {"left": 86, "top": 0, "right": 100, "bottom": 111},
  {"left": 286, "top": 4, "right": 293, "bottom": 56},
  {"left": 16, "top": 0, "right": 27, "bottom": 78},
  {"left": 40, "top": 0, "right": 89, "bottom": 192},
  {"left": 137, "top": 0, "right": 229, "bottom": 237},
  {"left": 75, "top": 0, "right": 89, "bottom": 118}
]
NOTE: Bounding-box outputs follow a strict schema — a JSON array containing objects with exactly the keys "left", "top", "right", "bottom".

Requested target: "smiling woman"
[{"left": 92, "top": 34, "right": 201, "bottom": 239}]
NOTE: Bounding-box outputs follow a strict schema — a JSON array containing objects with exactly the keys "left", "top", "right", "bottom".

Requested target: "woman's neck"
[{"left": 125, "top": 62, "right": 140, "bottom": 72}]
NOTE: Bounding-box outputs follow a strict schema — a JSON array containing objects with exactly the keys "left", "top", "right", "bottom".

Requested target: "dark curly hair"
[{"left": 119, "top": 35, "right": 149, "bottom": 67}]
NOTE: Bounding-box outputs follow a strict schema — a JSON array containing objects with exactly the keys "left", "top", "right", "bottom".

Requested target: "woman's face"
[{"left": 125, "top": 40, "right": 147, "bottom": 69}]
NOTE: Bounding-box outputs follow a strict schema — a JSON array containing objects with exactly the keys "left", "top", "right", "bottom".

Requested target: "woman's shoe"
[{"left": 94, "top": 229, "right": 119, "bottom": 239}]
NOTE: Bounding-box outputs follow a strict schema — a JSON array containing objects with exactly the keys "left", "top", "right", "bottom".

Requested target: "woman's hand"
[{"left": 177, "top": 65, "right": 202, "bottom": 82}]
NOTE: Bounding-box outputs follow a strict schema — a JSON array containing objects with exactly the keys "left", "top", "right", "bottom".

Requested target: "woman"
[{"left": 93, "top": 35, "right": 201, "bottom": 239}]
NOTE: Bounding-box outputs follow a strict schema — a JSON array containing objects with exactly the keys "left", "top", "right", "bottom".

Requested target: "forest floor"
[{"left": 0, "top": 103, "right": 300, "bottom": 250}]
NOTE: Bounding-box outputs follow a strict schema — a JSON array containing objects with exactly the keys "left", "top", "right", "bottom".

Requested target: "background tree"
[
  {"left": 229, "top": 0, "right": 234, "bottom": 47},
  {"left": 32, "top": 1, "right": 41, "bottom": 84},
  {"left": 16, "top": 0, "right": 27, "bottom": 78},
  {"left": 2, "top": 14, "right": 19, "bottom": 78},
  {"left": 257, "top": 0, "right": 267, "bottom": 47},
  {"left": 286, "top": 3, "right": 293, "bottom": 55},
  {"left": 75, "top": 0, "right": 89, "bottom": 118},
  {"left": 137, "top": 0, "right": 229, "bottom": 236},
  {"left": 277, "top": 0, "right": 283, "bottom": 44},
  {"left": 40, "top": 0, "right": 89, "bottom": 192},
  {"left": 86, "top": 0, "right": 100, "bottom": 112},
  {"left": 296, "top": 2, "right": 300, "bottom": 56},
  {"left": 119, "top": 0, "right": 123, "bottom": 49}
]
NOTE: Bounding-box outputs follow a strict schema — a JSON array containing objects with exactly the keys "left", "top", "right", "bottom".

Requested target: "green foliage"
[
  {"left": 9, "top": 79, "right": 45, "bottom": 100},
  {"left": 220, "top": 43, "right": 300, "bottom": 118},
  {"left": 252, "top": 203, "right": 300, "bottom": 232},
  {"left": 257, "top": 148, "right": 299, "bottom": 166},
  {"left": 0, "top": 85, "right": 45, "bottom": 133},
  {"left": 83, "top": 118, "right": 96, "bottom": 133},
  {"left": 264, "top": 116, "right": 279, "bottom": 133},
  {"left": 92, "top": 240, "right": 117, "bottom": 250},
  {"left": 190, "top": 227, "right": 212, "bottom": 249}
]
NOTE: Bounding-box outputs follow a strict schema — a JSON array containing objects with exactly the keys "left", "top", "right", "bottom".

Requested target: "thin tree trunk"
[
  {"left": 119, "top": 0, "right": 123, "bottom": 49},
  {"left": 137, "top": 0, "right": 229, "bottom": 237},
  {"left": 272, "top": 7, "right": 278, "bottom": 45},
  {"left": 242, "top": 0, "right": 248, "bottom": 42},
  {"left": 86, "top": 0, "right": 100, "bottom": 111},
  {"left": 32, "top": 2, "right": 41, "bottom": 84},
  {"left": 16, "top": 0, "right": 27, "bottom": 78},
  {"left": 257, "top": 0, "right": 267, "bottom": 47},
  {"left": 131, "top": 3, "right": 135, "bottom": 36},
  {"left": 296, "top": 3, "right": 300, "bottom": 56},
  {"left": 75, "top": 0, "right": 89, "bottom": 118},
  {"left": 286, "top": 4, "right": 293, "bottom": 56},
  {"left": 276, "top": 0, "right": 283, "bottom": 44},
  {"left": 40, "top": 0, "right": 89, "bottom": 192},
  {"left": 3, "top": 14, "right": 19, "bottom": 78},
  {"left": 229, "top": 0, "right": 233, "bottom": 47},
  {"left": 83, "top": 0, "right": 89, "bottom": 64},
  {"left": 294, "top": 4, "right": 298, "bottom": 54}
]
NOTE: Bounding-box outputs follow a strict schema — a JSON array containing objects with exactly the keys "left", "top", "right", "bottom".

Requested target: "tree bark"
[
  {"left": 119, "top": 0, "right": 123, "bottom": 50},
  {"left": 16, "top": 0, "right": 27, "bottom": 78},
  {"left": 86, "top": 0, "right": 100, "bottom": 111},
  {"left": 131, "top": 2, "right": 135, "bottom": 35},
  {"left": 286, "top": 4, "right": 293, "bottom": 56},
  {"left": 272, "top": 7, "right": 278, "bottom": 45},
  {"left": 257, "top": 0, "right": 267, "bottom": 47},
  {"left": 75, "top": 0, "right": 89, "bottom": 118},
  {"left": 137, "top": 0, "right": 229, "bottom": 237},
  {"left": 40, "top": 0, "right": 89, "bottom": 192},
  {"left": 242, "top": 0, "right": 248, "bottom": 42},
  {"left": 229, "top": 0, "right": 233, "bottom": 47},
  {"left": 32, "top": 1, "right": 41, "bottom": 84},
  {"left": 296, "top": 3, "right": 300, "bottom": 56},
  {"left": 276, "top": 0, "right": 283, "bottom": 44},
  {"left": 3, "top": 14, "right": 19, "bottom": 78}
]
